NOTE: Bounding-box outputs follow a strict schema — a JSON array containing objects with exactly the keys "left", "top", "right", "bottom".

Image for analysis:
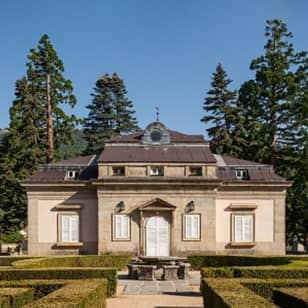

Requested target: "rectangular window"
[
  {"left": 66, "top": 170, "right": 79, "bottom": 180},
  {"left": 235, "top": 169, "right": 248, "bottom": 180},
  {"left": 150, "top": 166, "right": 164, "bottom": 176},
  {"left": 112, "top": 166, "right": 125, "bottom": 176},
  {"left": 189, "top": 167, "right": 202, "bottom": 176},
  {"left": 232, "top": 214, "right": 254, "bottom": 242},
  {"left": 60, "top": 214, "right": 79, "bottom": 242},
  {"left": 113, "top": 215, "right": 130, "bottom": 240},
  {"left": 183, "top": 214, "right": 200, "bottom": 240}
]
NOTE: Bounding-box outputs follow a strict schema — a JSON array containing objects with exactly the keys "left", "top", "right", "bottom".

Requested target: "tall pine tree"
[
  {"left": 84, "top": 73, "right": 139, "bottom": 154},
  {"left": 0, "top": 34, "right": 77, "bottom": 238},
  {"left": 201, "top": 63, "right": 238, "bottom": 155},
  {"left": 235, "top": 19, "right": 308, "bottom": 249},
  {"left": 27, "top": 34, "right": 77, "bottom": 162}
]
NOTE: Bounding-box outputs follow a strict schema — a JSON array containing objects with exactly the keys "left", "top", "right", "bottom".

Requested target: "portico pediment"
[{"left": 139, "top": 198, "right": 176, "bottom": 211}]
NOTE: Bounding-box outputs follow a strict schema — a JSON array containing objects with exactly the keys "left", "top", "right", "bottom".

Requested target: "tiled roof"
[
  {"left": 48, "top": 155, "right": 96, "bottom": 166},
  {"left": 216, "top": 167, "right": 286, "bottom": 182},
  {"left": 220, "top": 155, "right": 268, "bottom": 166},
  {"left": 110, "top": 130, "right": 205, "bottom": 143},
  {"left": 98, "top": 146, "right": 216, "bottom": 163}
]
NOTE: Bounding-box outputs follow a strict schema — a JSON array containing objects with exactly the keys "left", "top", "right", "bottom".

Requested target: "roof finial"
[{"left": 155, "top": 106, "right": 160, "bottom": 122}]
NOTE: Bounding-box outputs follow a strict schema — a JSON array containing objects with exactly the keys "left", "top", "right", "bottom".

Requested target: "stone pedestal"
[
  {"left": 138, "top": 265, "right": 157, "bottom": 281},
  {"left": 178, "top": 263, "right": 191, "bottom": 280},
  {"left": 163, "top": 265, "right": 179, "bottom": 280},
  {"left": 127, "top": 264, "right": 140, "bottom": 279}
]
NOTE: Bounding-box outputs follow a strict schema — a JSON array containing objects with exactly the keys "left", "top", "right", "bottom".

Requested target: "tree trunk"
[{"left": 46, "top": 73, "right": 54, "bottom": 163}]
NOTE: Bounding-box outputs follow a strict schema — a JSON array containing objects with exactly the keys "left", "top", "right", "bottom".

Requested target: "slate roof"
[
  {"left": 98, "top": 146, "right": 216, "bottom": 163},
  {"left": 110, "top": 130, "right": 205, "bottom": 143}
]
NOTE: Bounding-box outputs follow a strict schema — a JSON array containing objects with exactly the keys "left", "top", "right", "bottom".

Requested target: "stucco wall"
[{"left": 27, "top": 187, "right": 98, "bottom": 255}]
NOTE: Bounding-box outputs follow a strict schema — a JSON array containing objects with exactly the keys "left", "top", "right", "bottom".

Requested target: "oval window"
[{"left": 150, "top": 130, "right": 162, "bottom": 142}]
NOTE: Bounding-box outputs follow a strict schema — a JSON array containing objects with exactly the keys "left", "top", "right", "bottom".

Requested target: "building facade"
[{"left": 24, "top": 122, "right": 291, "bottom": 256}]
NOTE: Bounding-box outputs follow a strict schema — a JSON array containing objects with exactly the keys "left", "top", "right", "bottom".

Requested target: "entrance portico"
[{"left": 138, "top": 198, "right": 176, "bottom": 256}]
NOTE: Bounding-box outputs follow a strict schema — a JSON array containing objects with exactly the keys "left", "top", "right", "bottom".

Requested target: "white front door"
[{"left": 146, "top": 216, "right": 169, "bottom": 256}]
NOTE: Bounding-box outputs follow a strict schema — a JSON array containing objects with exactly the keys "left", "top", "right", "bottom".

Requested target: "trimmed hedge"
[
  {"left": 201, "top": 278, "right": 308, "bottom": 307},
  {"left": 0, "top": 267, "right": 117, "bottom": 297},
  {"left": 201, "top": 278, "right": 276, "bottom": 307},
  {"left": 188, "top": 255, "right": 308, "bottom": 270},
  {"left": 201, "top": 266, "right": 308, "bottom": 279},
  {"left": 241, "top": 278, "right": 308, "bottom": 302},
  {"left": 0, "top": 257, "right": 37, "bottom": 267},
  {"left": 22, "top": 279, "right": 107, "bottom": 308},
  {"left": 12, "top": 255, "right": 131, "bottom": 270},
  {"left": 273, "top": 287, "right": 308, "bottom": 308},
  {"left": 0, "top": 287, "right": 34, "bottom": 307}
]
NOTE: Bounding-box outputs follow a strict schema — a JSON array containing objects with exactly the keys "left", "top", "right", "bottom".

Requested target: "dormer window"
[
  {"left": 235, "top": 169, "right": 248, "bottom": 180},
  {"left": 66, "top": 170, "right": 79, "bottom": 180},
  {"left": 112, "top": 166, "right": 125, "bottom": 176},
  {"left": 189, "top": 167, "right": 202, "bottom": 176},
  {"left": 150, "top": 166, "right": 164, "bottom": 176}
]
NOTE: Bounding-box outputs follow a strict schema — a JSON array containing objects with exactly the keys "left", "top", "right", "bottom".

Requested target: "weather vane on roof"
[{"left": 155, "top": 106, "right": 160, "bottom": 122}]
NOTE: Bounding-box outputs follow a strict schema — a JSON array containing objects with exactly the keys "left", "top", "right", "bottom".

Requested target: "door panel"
[{"left": 146, "top": 216, "right": 169, "bottom": 256}]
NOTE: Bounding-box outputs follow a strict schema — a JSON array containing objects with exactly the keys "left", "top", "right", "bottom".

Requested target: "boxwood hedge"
[
  {"left": 201, "top": 278, "right": 276, "bottom": 308},
  {"left": 201, "top": 266, "right": 308, "bottom": 279},
  {"left": 0, "top": 267, "right": 117, "bottom": 297},
  {"left": 22, "top": 279, "right": 107, "bottom": 308},
  {"left": 201, "top": 278, "right": 308, "bottom": 308},
  {"left": 188, "top": 255, "right": 308, "bottom": 270},
  {"left": 0, "top": 257, "right": 38, "bottom": 267},
  {"left": 12, "top": 255, "right": 131, "bottom": 270},
  {"left": 273, "top": 287, "right": 308, "bottom": 308},
  {"left": 0, "top": 287, "right": 34, "bottom": 308}
]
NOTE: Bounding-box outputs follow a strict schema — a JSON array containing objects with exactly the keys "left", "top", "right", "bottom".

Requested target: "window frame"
[
  {"left": 189, "top": 166, "right": 202, "bottom": 176},
  {"left": 231, "top": 213, "right": 255, "bottom": 244},
  {"left": 66, "top": 170, "right": 79, "bottom": 180},
  {"left": 112, "top": 214, "right": 131, "bottom": 241},
  {"left": 150, "top": 166, "right": 164, "bottom": 176},
  {"left": 182, "top": 213, "right": 201, "bottom": 241},
  {"left": 235, "top": 169, "right": 248, "bottom": 180},
  {"left": 112, "top": 166, "right": 125, "bottom": 176},
  {"left": 57, "top": 212, "right": 80, "bottom": 244}
]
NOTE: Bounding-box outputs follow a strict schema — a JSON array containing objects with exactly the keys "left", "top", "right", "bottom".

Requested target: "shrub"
[
  {"left": 0, "top": 287, "right": 34, "bottom": 307},
  {"left": 0, "top": 267, "right": 117, "bottom": 297},
  {"left": 241, "top": 278, "right": 308, "bottom": 302},
  {"left": 22, "top": 279, "right": 107, "bottom": 308},
  {"left": 12, "top": 255, "right": 131, "bottom": 270},
  {"left": 273, "top": 287, "right": 308, "bottom": 308},
  {"left": 188, "top": 255, "right": 293, "bottom": 270},
  {"left": 0, "top": 257, "right": 37, "bottom": 267},
  {"left": 201, "top": 278, "right": 276, "bottom": 307},
  {"left": 201, "top": 266, "right": 308, "bottom": 279}
]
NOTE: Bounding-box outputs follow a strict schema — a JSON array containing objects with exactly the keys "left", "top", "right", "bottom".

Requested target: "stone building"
[{"left": 23, "top": 121, "right": 291, "bottom": 256}]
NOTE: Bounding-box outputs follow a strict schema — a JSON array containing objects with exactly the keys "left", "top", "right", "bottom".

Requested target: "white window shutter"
[
  {"left": 122, "top": 215, "right": 129, "bottom": 238},
  {"left": 243, "top": 215, "right": 253, "bottom": 242},
  {"left": 234, "top": 216, "right": 243, "bottom": 242},
  {"left": 192, "top": 215, "right": 200, "bottom": 238},
  {"left": 70, "top": 216, "right": 79, "bottom": 242},
  {"left": 61, "top": 216, "right": 70, "bottom": 242},
  {"left": 185, "top": 215, "right": 191, "bottom": 238}
]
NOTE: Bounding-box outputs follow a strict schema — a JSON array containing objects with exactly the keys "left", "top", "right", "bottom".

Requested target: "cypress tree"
[
  {"left": 201, "top": 63, "right": 238, "bottom": 155},
  {"left": 84, "top": 73, "right": 139, "bottom": 154}
]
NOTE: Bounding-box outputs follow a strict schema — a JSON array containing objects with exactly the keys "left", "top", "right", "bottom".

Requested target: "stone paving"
[{"left": 107, "top": 271, "right": 203, "bottom": 308}]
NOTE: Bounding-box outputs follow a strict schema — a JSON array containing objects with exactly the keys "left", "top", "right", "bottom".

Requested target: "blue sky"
[{"left": 0, "top": 0, "right": 307, "bottom": 135}]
